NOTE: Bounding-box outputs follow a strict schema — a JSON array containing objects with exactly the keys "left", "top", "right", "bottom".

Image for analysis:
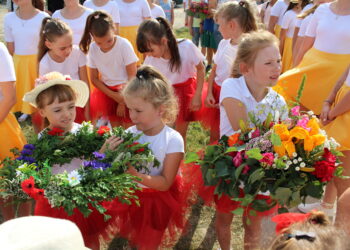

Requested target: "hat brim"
[{"left": 23, "top": 79, "right": 89, "bottom": 108}]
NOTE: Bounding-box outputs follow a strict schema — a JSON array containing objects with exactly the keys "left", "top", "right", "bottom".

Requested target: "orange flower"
[{"left": 228, "top": 133, "right": 240, "bottom": 147}]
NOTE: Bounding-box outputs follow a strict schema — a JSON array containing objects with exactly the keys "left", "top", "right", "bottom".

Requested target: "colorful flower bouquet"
[
  {"left": 186, "top": 1, "right": 209, "bottom": 20},
  {"left": 186, "top": 108, "right": 344, "bottom": 215},
  {"left": 0, "top": 123, "right": 159, "bottom": 219}
]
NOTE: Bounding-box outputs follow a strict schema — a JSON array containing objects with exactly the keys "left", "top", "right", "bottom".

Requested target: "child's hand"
[
  {"left": 116, "top": 103, "right": 126, "bottom": 117},
  {"left": 126, "top": 165, "right": 138, "bottom": 176},
  {"left": 205, "top": 92, "right": 218, "bottom": 108},
  {"left": 320, "top": 102, "right": 332, "bottom": 126},
  {"left": 100, "top": 136, "right": 123, "bottom": 153},
  {"left": 190, "top": 94, "right": 202, "bottom": 111}
]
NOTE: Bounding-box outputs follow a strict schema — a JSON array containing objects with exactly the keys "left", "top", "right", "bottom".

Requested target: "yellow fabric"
[
  {"left": 323, "top": 85, "right": 350, "bottom": 151},
  {"left": 119, "top": 25, "right": 143, "bottom": 65},
  {"left": 12, "top": 54, "right": 38, "bottom": 114},
  {"left": 0, "top": 113, "right": 26, "bottom": 161},
  {"left": 274, "top": 25, "right": 281, "bottom": 39},
  {"left": 281, "top": 37, "right": 293, "bottom": 73},
  {"left": 275, "top": 48, "right": 350, "bottom": 114}
]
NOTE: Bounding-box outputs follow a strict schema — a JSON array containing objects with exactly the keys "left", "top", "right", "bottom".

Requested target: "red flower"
[
  {"left": 312, "top": 160, "right": 336, "bottom": 182},
  {"left": 136, "top": 148, "right": 145, "bottom": 153},
  {"left": 97, "top": 126, "right": 110, "bottom": 136},
  {"left": 260, "top": 153, "right": 274, "bottom": 166},
  {"left": 323, "top": 148, "right": 336, "bottom": 164},
  {"left": 32, "top": 188, "right": 46, "bottom": 200},
  {"left": 251, "top": 129, "right": 260, "bottom": 139},
  {"left": 242, "top": 165, "right": 250, "bottom": 174},
  {"left": 233, "top": 151, "right": 244, "bottom": 167},
  {"left": 127, "top": 142, "right": 145, "bottom": 153},
  {"left": 21, "top": 176, "right": 35, "bottom": 195},
  {"left": 48, "top": 127, "right": 64, "bottom": 136}
]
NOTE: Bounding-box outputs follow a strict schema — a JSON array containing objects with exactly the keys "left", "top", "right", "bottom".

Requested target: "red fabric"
[
  {"left": 90, "top": 84, "right": 131, "bottom": 123},
  {"left": 272, "top": 212, "right": 310, "bottom": 234},
  {"left": 107, "top": 176, "right": 188, "bottom": 249},
  {"left": 197, "top": 81, "right": 221, "bottom": 132},
  {"left": 173, "top": 78, "right": 197, "bottom": 124},
  {"left": 75, "top": 107, "right": 86, "bottom": 123}
]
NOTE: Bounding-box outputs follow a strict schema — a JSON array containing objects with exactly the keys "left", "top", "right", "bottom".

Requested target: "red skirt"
[
  {"left": 107, "top": 176, "right": 188, "bottom": 249},
  {"left": 90, "top": 84, "right": 131, "bottom": 123},
  {"left": 173, "top": 78, "right": 197, "bottom": 124},
  {"left": 34, "top": 198, "right": 112, "bottom": 249}
]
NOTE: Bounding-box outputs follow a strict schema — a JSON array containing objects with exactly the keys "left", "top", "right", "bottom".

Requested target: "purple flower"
[
  {"left": 17, "top": 156, "right": 35, "bottom": 164},
  {"left": 20, "top": 149, "right": 33, "bottom": 156},
  {"left": 83, "top": 160, "right": 111, "bottom": 170},
  {"left": 93, "top": 152, "right": 105, "bottom": 160},
  {"left": 23, "top": 144, "right": 35, "bottom": 150}
]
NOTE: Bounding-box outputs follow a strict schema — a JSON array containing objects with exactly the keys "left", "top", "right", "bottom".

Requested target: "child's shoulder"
[{"left": 221, "top": 77, "right": 245, "bottom": 94}]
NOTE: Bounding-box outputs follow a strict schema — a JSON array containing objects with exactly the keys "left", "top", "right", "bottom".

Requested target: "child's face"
[
  {"left": 39, "top": 98, "right": 76, "bottom": 131},
  {"left": 92, "top": 29, "right": 116, "bottom": 52},
  {"left": 45, "top": 33, "right": 73, "bottom": 61},
  {"left": 217, "top": 17, "right": 241, "bottom": 40},
  {"left": 125, "top": 96, "right": 163, "bottom": 134},
  {"left": 144, "top": 38, "right": 168, "bottom": 58},
  {"left": 245, "top": 45, "right": 282, "bottom": 88}
]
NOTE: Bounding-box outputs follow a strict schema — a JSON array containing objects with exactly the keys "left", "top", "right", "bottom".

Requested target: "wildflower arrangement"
[
  {"left": 186, "top": 87, "right": 343, "bottom": 215},
  {"left": 0, "top": 123, "right": 159, "bottom": 219},
  {"left": 186, "top": 1, "right": 209, "bottom": 19}
]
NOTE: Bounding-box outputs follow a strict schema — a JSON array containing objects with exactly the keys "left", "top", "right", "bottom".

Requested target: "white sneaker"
[
  {"left": 298, "top": 202, "right": 335, "bottom": 217},
  {"left": 18, "top": 113, "right": 29, "bottom": 122}
]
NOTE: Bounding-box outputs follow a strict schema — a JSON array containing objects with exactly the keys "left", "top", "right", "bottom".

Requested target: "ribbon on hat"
[{"left": 272, "top": 212, "right": 311, "bottom": 234}]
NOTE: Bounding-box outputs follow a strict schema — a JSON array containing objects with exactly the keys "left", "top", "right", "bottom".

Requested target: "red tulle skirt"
[
  {"left": 90, "top": 84, "right": 131, "bottom": 123},
  {"left": 173, "top": 78, "right": 197, "bottom": 124},
  {"left": 197, "top": 81, "right": 221, "bottom": 132},
  {"left": 107, "top": 176, "right": 188, "bottom": 249},
  {"left": 34, "top": 198, "right": 112, "bottom": 249}
]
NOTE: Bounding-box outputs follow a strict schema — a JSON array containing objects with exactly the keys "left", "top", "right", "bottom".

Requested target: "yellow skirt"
[
  {"left": 12, "top": 54, "right": 38, "bottom": 114},
  {"left": 275, "top": 48, "right": 350, "bottom": 114},
  {"left": 0, "top": 113, "right": 26, "bottom": 161},
  {"left": 323, "top": 85, "right": 350, "bottom": 151},
  {"left": 282, "top": 37, "right": 293, "bottom": 73},
  {"left": 274, "top": 25, "right": 281, "bottom": 39},
  {"left": 119, "top": 25, "right": 143, "bottom": 65}
]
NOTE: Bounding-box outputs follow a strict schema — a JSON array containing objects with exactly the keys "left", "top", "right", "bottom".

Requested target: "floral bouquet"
[
  {"left": 186, "top": 98, "right": 343, "bottom": 216},
  {"left": 186, "top": 1, "right": 209, "bottom": 20},
  {"left": 0, "top": 123, "right": 159, "bottom": 219}
]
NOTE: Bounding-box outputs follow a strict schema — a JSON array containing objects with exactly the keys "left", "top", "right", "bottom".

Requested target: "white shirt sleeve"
[
  {"left": 270, "top": 1, "right": 283, "bottom": 17},
  {"left": 121, "top": 39, "right": 139, "bottom": 65},
  {"left": 166, "top": 130, "right": 185, "bottom": 154},
  {"left": 4, "top": 14, "right": 14, "bottom": 42},
  {"left": 78, "top": 49, "right": 87, "bottom": 67},
  {"left": 111, "top": 2, "right": 121, "bottom": 24},
  {"left": 0, "top": 43, "right": 16, "bottom": 82},
  {"left": 39, "top": 55, "right": 50, "bottom": 76},
  {"left": 87, "top": 46, "right": 97, "bottom": 68},
  {"left": 305, "top": 7, "right": 320, "bottom": 37},
  {"left": 219, "top": 78, "right": 243, "bottom": 104},
  {"left": 186, "top": 40, "right": 205, "bottom": 66},
  {"left": 281, "top": 11, "right": 293, "bottom": 29},
  {"left": 141, "top": 0, "right": 152, "bottom": 18}
]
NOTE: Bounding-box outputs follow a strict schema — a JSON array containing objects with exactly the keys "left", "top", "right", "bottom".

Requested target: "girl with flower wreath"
[{"left": 22, "top": 72, "right": 123, "bottom": 250}]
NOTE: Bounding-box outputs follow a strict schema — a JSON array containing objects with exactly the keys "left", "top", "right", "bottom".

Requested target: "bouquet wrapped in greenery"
[
  {"left": 0, "top": 123, "right": 159, "bottom": 219},
  {"left": 186, "top": 1, "right": 209, "bottom": 20}
]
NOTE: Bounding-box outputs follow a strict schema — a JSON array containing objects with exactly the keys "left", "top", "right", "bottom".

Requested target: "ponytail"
[
  {"left": 38, "top": 18, "right": 72, "bottom": 63},
  {"left": 79, "top": 11, "right": 115, "bottom": 54},
  {"left": 137, "top": 17, "right": 181, "bottom": 72},
  {"left": 298, "top": 4, "right": 318, "bottom": 19}
]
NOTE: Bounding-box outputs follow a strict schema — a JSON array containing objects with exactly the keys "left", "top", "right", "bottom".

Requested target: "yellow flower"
[{"left": 307, "top": 118, "right": 320, "bottom": 136}]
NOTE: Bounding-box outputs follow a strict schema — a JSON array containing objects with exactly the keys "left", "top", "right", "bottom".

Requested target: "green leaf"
[
  {"left": 232, "top": 207, "right": 244, "bottom": 215},
  {"left": 185, "top": 152, "right": 199, "bottom": 163},
  {"left": 273, "top": 187, "right": 292, "bottom": 205},
  {"left": 249, "top": 210, "right": 257, "bottom": 217},
  {"left": 235, "top": 164, "right": 245, "bottom": 180},
  {"left": 248, "top": 169, "right": 265, "bottom": 184},
  {"left": 225, "top": 147, "right": 238, "bottom": 153},
  {"left": 246, "top": 148, "right": 263, "bottom": 160},
  {"left": 278, "top": 207, "right": 289, "bottom": 214},
  {"left": 215, "top": 161, "right": 229, "bottom": 177},
  {"left": 271, "top": 133, "right": 282, "bottom": 146}
]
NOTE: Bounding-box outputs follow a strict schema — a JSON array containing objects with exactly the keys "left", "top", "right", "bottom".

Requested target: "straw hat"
[
  {"left": 23, "top": 72, "right": 89, "bottom": 108},
  {"left": 0, "top": 216, "right": 90, "bottom": 250}
]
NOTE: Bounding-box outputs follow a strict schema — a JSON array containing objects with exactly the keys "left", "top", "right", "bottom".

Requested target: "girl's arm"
[
  {"left": 267, "top": 16, "right": 278, "bottom": 34},
  {"left": 79, "top": 65, "right": 91, "bottom": 120},
  {"left": 292, "top": 36, "right": 304, "bottom": 67},
  {"left": 221, "top": 97, "right": 248, "bottom": 131},
  {"left": 205, "top": 63, "right": 217, "bottom": 108},
  {"left": 171, "top": 2, "right": 175, "bottom": 27},
  {"left": 292, "top": 27, "right": 299, "bottom": 51},
  {"left": 0, "top": 82, "right": 16, "bottom": 123},
  {"left": 6, "top": 42, "right": 14, "bottom": 56},
  {"left": 126, "top": 62, "right": 137, "bottom": 81},
  {"left": 279, "top": 28, "right": 287, "bottom": 55},
  {"left": 190, "top": 61, "right": 205, "bottom": 111},
  {"left": 114, "top": 23, "right": 119, "bottom": 35},
  {"left": 128, "top": 152, "right": 183, "bottom": 191},
  {"left": 293, "top": 36, "right": 314, "bottom": 66},
  {"left": 88, "top": 67, "right": 124, "bottom": 104}
]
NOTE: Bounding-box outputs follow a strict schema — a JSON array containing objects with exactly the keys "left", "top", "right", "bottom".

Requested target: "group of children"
[{"left": 1, "top": 0, "right": 350, "bottom": 249}]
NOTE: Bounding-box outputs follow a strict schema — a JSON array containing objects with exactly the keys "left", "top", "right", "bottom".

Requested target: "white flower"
[
  {"left": 324, "top": 139, "right": 330, "bottom": 149},
  {"left": 287, "top": 161, "right": 292, "bottom": 166},
  {"left": 295, "top": 167, "right": 300, "bottom": 171},
  {"left": 300, "top": 162, "right": 306, "bottom": 167},
  {"left": 68, "top": 170, "right": 81, "bottom": 187},
  {"left": 284, "top": 165, "right": 289, "bottom": 170},
  {"left": 292, "top": 152, "right": 297, "bottom": 158},
  {"left": 274, "top": 110, "right": 280, "bottom": 123},
  {"left": 298, "top": 157, "right": 302, "bottom": 162},
  {"left": 319, "top": 129, "right": 327, "bottom": 136},
  {"left": 248, "top": 130, "right": 253, "bottom": 139},
  {"left": 307, "top": 111, "right": 314, "bottom": 116},
  {"left": 330, "top": 137, "right": 340, "bottom": 149},
  {"left": 272, "top": 164, "right": 276, "bottom": 168},
  {"left": 293, "top": 159, "right": 298, "bottom": 164}
]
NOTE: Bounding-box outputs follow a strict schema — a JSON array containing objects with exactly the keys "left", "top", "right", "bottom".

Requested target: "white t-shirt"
[
  {"left": 4, "top": 11, "right": 49, "bottom": 55},
  {"left": 298, "top": 14, "right": 313, "bottom": 37},
  {"left": 213, "top": 39, "right": 238, "bottom": 86},
  {"left": 219, "top": 76, "right": 288, "bottom": 137},
  {"left": 126, "top": 125, "right": 184, "bottom": 177},
  {"left": 115, "top": 0, "right": 151, "bottom": 26},
  {"left": 144, "top": 39, "right": 205, "bottom": 84},
  {"left": 270, "top": 0, "right": 289, "bottom": 26},
  {"left": 261, "top": 1, "right": 272, "bottom": 27},
  {"left": 52, "top": 9, "right": 94, "bottom": 45},
  {"left": 39, "top": 46, "right": 87, "bottom": 80},
  {"left": 295, "top": 3, "right": 313, "bottom": 28},
  {"left": 0, "top": 42, "right": 16, "bottom": 82},
  {"left": 83, "top": 0, "right": 120, "bottom": 24},
  {"left": 306, "top": 3, "right": 350, "bottom": 54},
  {"left": 151, "top": 4, "right": 166, "bottom": 18},
  {"left": 87, "top": 36, "right": 138, "bottom": 86},
  {"left": 281, "top": 10, "right": 298, "bottom": 38}
]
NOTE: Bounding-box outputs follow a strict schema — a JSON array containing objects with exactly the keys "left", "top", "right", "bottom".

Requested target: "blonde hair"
[
  {"left": 269, "top": 211, "right": 349, "bottom": 250},
  {"left": 214, "top": 0, "right": 259, "bottom": 33},
  {"left": 231, "top": 30, "right": 279, "bottom": 78},
  {"left": 123, "top": 65, "right": 178, "bottom": 124}
]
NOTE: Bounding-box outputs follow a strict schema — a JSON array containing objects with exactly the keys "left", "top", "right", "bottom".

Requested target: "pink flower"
[
  {"left": 260, "top": 153, "right": 274, "bottom": 166},
  {"left": 291, "top": 106, "right": 300, "bottom": 116},
  {"left": 296, "top": 115, "right": 311, "bottom": 131},
  {"left": 233, "top": 151, "right": 244, "bottom": 167},
  {"left": 251, "top": 129, "right": 260, "bottom": 138},
  {"left": 242, "top": 165, "right": 250, "bottom": 174}
]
